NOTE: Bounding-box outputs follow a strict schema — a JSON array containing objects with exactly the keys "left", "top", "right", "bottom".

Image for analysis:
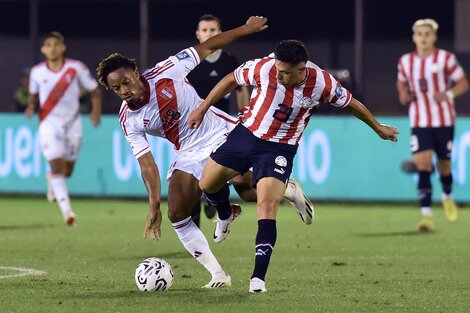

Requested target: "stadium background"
[{"left": 1, "top": 0, "right": 469, "bottom": 202}]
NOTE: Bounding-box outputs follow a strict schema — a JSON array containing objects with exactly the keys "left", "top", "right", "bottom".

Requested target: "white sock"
[
  {"left": 421, "top": 207, "right": 432, "bottom": 217},
  {"left": 49, "top": 174, "right": 72, "bottom": 218},
  {"left": 283, "top": 180, "right": 295, "bottom": 201},
  {"left": 172, "top": 217, "right": 224, "bottom": 276}
]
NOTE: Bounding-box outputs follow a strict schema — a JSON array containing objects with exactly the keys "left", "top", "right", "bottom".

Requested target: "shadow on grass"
[
  {"left": 356, "top": 230, "right": 436, "bottom": 237},
  {"left": 0, "top": 224, "right": 56, "bottom": 230}
]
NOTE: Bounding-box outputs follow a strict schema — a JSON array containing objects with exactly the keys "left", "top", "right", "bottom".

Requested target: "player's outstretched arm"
[
  {"left": 138, "top": 152, "right": 163, "bottom": 241},
  {"left": 89, "top": 88, "right": 102, "bottom": 127},
  {"left": 188, "top": 73, "right": 238, "bottom": 128},
  {"left": 347, "top": 97, "right": 399, "bottom": 142},
  {"left": 194, "top": 16, "right": 268, "bottom": 61}
]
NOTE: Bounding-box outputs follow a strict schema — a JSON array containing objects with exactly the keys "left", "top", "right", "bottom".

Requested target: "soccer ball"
[{"left": 134, "top": 257, "right": 174, "bottom": 291}]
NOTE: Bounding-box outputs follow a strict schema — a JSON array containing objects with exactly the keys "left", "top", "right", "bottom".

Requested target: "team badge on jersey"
[
  {"left": 160, "top": 87, "right": 174, "bottom": 100},
  {"left": 176, "top": 51, "right": 190, "bottom": 60},
  {"left": 300, "top": 96, "right": 314, "bottom": 108},
  {"left": 275, "top": 155, "right": 287, "bottom": 167}
]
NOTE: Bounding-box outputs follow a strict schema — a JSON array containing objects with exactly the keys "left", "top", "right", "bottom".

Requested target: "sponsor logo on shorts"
[{"left": 274, "top": 168, "right": 286, "bottom": 175}]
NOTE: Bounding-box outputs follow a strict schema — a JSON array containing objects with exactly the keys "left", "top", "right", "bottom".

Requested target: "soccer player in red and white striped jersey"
[
  {"left": 97, "top": 16, "right": 269, "bottom": 289},
  {"left": 396, "top": 19, "right": 469, "bottom": 231},
  {"left": 25, "top": 32, "right": 102, "bottom": 226},
  {"left": 189, "top": 39, "right": 398, "bottom": 293}
]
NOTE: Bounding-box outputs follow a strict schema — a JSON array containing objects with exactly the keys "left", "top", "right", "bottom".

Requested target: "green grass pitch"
[{"left": 1, "top": 197, "right": 469, "bottom": 313}]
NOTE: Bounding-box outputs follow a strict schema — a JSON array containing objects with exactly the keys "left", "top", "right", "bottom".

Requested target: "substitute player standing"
[
  {"left": 25, "top": 32, "right": 102, "bottom": 226},
  {"left": 189, "top": 39, "right": 399, "bottom": 293},
  {"left": 396, "top": 19, "right": 469, "bottom": 231}
]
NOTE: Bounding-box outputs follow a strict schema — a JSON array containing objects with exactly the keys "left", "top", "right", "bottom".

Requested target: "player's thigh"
[
  {"left": 65, "top": 161, "right": 76, "bottom": 177},
  {"left": 48, "top": 157, "right": 67, "bottom": 175},
  {"left": 433, "top": 126, "right": 454, "bottom": 161},
  {"left": 39, "top": 120, "right": 65, "bottom": 161},
  {"left": 167, "top": 170, "right": 202, "bottom": 222},
  {"left": 200, "top": 157, "right": 239, "bottom": 193},
  {"left": 64, "top": 116, "right": 82, "bottom": 162},
  {"left": 255, "top": 177, "right": 286, "bottom": 220},
  {"left": 411, "top": 128, "right": 434, "bottom": 171},
  {"left": 231, "top": 172, "right": 257, "bottom": 202}
]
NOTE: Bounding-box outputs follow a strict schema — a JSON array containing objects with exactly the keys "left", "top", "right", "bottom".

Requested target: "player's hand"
[
  {"left": 376, "top": 124, "right": 399, "bottom": 142},
  {"left": 90, "top": 110, "right": 101, "bottom": 127},
  {"left": 245, "top": 16, "right": 268, "bottom": 33},
  {"left": 188, "top": 107, "right": 205, "bottom": 129},
  {"left": 433, "top": 91, "right": 450, "bottom": 103},
  {"left": 398, "top": 91, "right": 414, "bottom": 105},
  {"left": 24, "top": 105, "right": 34, "bottom": 119},
  {"left": 144, "top": 209, "right": 162, "bottom": 241}
]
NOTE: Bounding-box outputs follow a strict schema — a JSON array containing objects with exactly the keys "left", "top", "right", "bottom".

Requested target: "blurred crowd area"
[{"left": 1, "top": 0, "right": 469, "bottom": 115}]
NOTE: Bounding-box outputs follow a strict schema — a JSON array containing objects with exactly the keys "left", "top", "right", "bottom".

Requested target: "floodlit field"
[{"left": 1, "top": 197, "right": 469, "bottom": 313}]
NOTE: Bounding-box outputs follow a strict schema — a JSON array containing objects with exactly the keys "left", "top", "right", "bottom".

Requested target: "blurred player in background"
[
  {"left": 97, "top": 16, "right": 269, "bottom": 289},
  {"left": 396, "top": 19, "right": 469, "bottom": 231},
  {"left": 186, "top": 14, "right": 251, "bottom": 226},
  {"left": 189, "top": 39, "right": 399, "bottom": 293},
  {"left": 25, "top": 31, "right": 102, "bottom": 226},
  {"left": 12, "top": 68, "right": 30, "bottom": 112}
]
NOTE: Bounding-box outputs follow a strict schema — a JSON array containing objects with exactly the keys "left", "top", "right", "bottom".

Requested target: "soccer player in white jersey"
[
  {"left": 397, "top": 19, "right": 469, "bottom": 231},
  {"left": 25, "top": 32, "right": 102, "bottom": 226},
  {"left": 189, "top": 39, "right": 399, "bottom": 293},
  {"left": 96, "top": 16, "right": 277, "bottom": 289}
]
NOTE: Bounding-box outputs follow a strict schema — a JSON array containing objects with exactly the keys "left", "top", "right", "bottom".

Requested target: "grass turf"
[{"left": 0, "top": 197, "right": 469, "bottom": 313}]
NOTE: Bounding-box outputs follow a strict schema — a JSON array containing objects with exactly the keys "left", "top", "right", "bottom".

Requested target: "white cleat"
[
  {"left": 249, "top": 277, "right": 267, "bottom": 293},
  {"left": 213, "top": 204, "right": 242, "bottom": 243},
  {"left": 285, "top": 179, "right": 314, "bottom": 225},
  {"left": 202, "top": 272, "right": 231, "bottom": 289}
]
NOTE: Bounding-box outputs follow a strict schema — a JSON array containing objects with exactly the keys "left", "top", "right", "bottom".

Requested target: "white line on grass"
[{"left": 0, "top": 266, "right": 47, "bottom": 278}]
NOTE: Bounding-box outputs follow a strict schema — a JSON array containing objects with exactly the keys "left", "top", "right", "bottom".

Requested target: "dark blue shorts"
[
  {"left": 210, "top": 124, "right": 298, "bottom": 186},
  {"left": 411, "top": 126, "right": 454, "bottom": 160}
]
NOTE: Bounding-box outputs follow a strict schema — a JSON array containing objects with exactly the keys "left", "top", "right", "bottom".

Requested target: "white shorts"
[
  {"left": 166, "top": 133, "right": 227, "bottom": 181},
  {"left": 39, "top": 115, "right": 82, "bottom": 161}
]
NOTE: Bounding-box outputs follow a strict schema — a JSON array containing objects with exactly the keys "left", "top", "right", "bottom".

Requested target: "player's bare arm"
[
  {"left": 138, "top": 152, "right": 163, "bottom": 241},
  {"left": 433, "top": 76, "right": 469, "bottom": 102},
  {"left": 396, "top": 80, "right": 414, "bottom": 105},
  {"left": 188, "top": 73, "right": 238, "bottom": 128},
  {"left": 89, "top": 88, "right": 102, "bottom": 127},
  {"left": 25, "top": 93, "right": 39, "bottom": 118},
  {"left": 194, "top": 16, "right": 268, "bottom": 61},
  {"left": 347, "top": 97, "right": 399, "bottom": 142}
]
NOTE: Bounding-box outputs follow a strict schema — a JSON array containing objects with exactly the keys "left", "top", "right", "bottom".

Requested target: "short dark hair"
[
  {"left": 197, "top": 14, "right": 222, "bottom": 30},
  {"left": 42, "top": 31, "right": 65, "bottom": 44},
  {"left": 274, "top": 40, "right": 308, "bottom": 65},
  {"left": 96, "top": 53, "right": 138, "bottom": 88}
]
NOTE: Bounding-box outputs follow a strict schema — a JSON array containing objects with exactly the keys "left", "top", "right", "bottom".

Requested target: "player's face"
[
  {"left": 412, "top": 26, "right": 436, "bottom": 51},
  {"left": 196, "top": 20, "right": 221, "bottom": 43},
  {"left": 107, "top": 68, "right": 145, "bottom": 106},
  {"left": 41, "top": 37, "right": 66, "bottom": 61},
  {"left": 275, "top": 60, "right": 307, "bottom": 86}
]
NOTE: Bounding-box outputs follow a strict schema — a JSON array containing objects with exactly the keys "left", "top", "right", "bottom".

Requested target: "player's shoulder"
[
  {"left": 64, "top": 58, "right": 89, "bottom": 70},
  {"left": 30, "top": 61, "right": 47, "bottom": 74},
  {"left": 398, "top": 51, "right": 414, "bottom": 61}
]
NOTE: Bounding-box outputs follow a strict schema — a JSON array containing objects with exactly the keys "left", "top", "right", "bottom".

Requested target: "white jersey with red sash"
[
  {"left": 397, "top": 48, "right": 465, "bottom": 128},
  {"left": 119, "top": 47, "right": 238, "bottom": 161},
  {"left": 29, "top": 58, "right": 98, "bottom": 123},
  {"left": 233, "top": 53, "right": 352, "bottom": 145}
]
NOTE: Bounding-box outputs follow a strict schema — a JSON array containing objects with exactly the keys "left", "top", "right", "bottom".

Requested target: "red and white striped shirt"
[
  {"left": 397, "top": 48, "right": 465, "bottom": 128},
  {"left": 234, "top": 54, "right": 352, "bottom": 145},
  {"left": 119, "top": 47, "right": 237, "bottom": 159}
]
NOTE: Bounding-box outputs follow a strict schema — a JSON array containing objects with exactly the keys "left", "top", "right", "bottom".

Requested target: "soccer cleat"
[
  {"left": 417, "top": 216, "right": 433, "bottom": 232},
  {"left": 249, "top": 277, "right": 267, "bottom": 293},
  {"left": 213, "top": 204, "right": 242, "bottom": 243},
  {"left": 202, "top": 272, "right": 231, "bottom": 289},
  {"left": 65, "top": 212, "right": 76, "bottom": 226},
  {"left": 442, "top": 194, "right": 458, "bottom": 222},
  {"left": 285, "top": 179, "right": 314, "bottom": 225}
]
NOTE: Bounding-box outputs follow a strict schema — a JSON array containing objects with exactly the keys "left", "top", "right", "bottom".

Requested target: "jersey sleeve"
[
  {"left": 397, "top": 57, "right": 407, "bottom": 82},
  {"left": 28, "top": 69, "right": 39, "bottom": 95},
  {"left": 165, "top": 47, "right": 201, "bottom": 79},
  {"left": 446, "top": 53, "right": 465, "bottom": 82},
  {"left": 120, "top": 109, "right": 150, "bottom": 159},
  {"left": 233, "top": 60, "right": 256, "bottom": 86},
  {"left": 76, "top": 62, "right": 99, "bottom": 92},
  {"left": 318, "top": 70, "right": 352, "bottom": 108}
]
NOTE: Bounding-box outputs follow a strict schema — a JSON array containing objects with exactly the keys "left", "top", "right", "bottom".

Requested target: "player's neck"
[
  {"left": 47, "top": 57, "right": 65, "bottom": 71},
  {"left": 416, "top": 47, "right": 434, "bottom": 58}
]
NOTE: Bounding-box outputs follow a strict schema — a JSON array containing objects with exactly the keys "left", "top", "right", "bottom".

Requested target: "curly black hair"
[
  {"left": 96, "top": 53, "right": 138, "bottom": 89},
  {"left": 273, "top": 40, "right": 308, "bottom": 65}
]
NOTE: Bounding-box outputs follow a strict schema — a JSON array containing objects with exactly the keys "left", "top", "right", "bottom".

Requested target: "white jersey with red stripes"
[
  {"left": 119, "top": 47, "right": 238, "bottom": 159},
  {"left": 29, "top": 58, "right": 98, "bottom": 123},
  {"left": 397, "top": 48, "right": 465, "bottom": 128},
  {"left": 234, "top": 53, "right": 352, "bottom": 145}
]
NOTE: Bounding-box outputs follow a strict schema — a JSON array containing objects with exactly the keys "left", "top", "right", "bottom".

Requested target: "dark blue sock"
[
  {"left": 251, "top": 219, "right": 277, "bottom": 281},
  {"left": 440, "top": 174, "right": 452, "bottom": 195},
  {"left": 203, "top": 184, "right": 232, "bottom": 220},
  {"left": 418, "top": 171, "right": 432, "bottom": 207}
]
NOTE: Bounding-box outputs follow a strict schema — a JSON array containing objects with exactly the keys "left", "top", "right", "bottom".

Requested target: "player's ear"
[
  {"left": 40, "top": 46, "right": 46, "bottom": 56},
  {"left": 62, "top": 44, "right": 67, "bottom": 54}
]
